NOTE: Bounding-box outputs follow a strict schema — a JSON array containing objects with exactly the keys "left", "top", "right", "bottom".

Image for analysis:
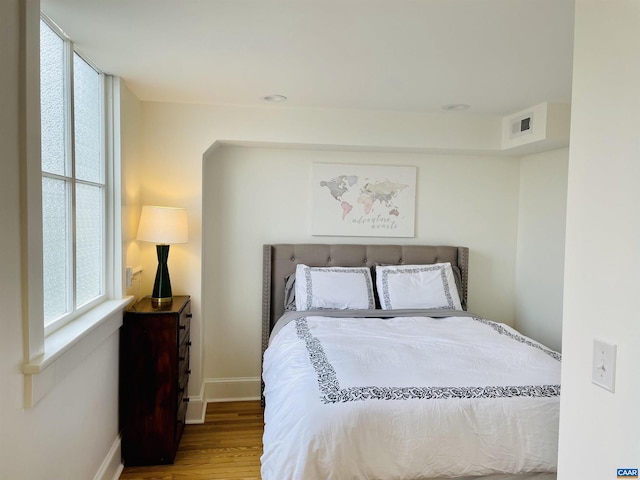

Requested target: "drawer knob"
[
  {"left": 186, "top": 313, "right": 193, "bottom": 318},
  {"left": 179, "top": 325, "right": 186, "bottom": 330},
  {"left": 184, "top": 397, "right": 190, "bottom": 403},
  {"left": 187, "top": 369, "right": 192, "bottom": 375},
  {"left": 187, "top": 341, "right": 192, "bottom": 347}
]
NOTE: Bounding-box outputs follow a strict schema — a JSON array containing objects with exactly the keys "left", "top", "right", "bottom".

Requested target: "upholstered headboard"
[{"left": 261, "top": 244, "right": 469, "bottom": 356}]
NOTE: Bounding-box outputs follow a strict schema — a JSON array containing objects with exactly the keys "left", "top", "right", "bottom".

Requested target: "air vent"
[
  {"left": 510, "top": 113, "right": 534, "bottom": 139},
  {"left": 501, "top": 102, "right": 570, "bottom": 151}
]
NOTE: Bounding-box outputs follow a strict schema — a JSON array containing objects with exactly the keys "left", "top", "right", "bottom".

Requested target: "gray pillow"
[{"left": 284, "top": 273, "right": 296, "bottom": 311}]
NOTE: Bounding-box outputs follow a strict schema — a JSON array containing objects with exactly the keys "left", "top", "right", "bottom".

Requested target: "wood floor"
[{"left": 119, "top": 401, "right": 263, "bottom": 480}]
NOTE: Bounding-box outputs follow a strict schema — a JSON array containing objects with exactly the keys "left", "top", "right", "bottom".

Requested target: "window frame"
[{"left": 21, "top": 6, "right": 128, "bottom": 408}]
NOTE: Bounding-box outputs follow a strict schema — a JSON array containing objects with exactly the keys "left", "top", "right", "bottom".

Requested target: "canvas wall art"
[{"left": 311, "top": 163, "right": 416, "bottom": 237}]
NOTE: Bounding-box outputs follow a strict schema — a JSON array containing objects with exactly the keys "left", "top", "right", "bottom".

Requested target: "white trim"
[
  {"left": 108, "top": 76, "right": 124, "bottom": 298},
  {"left": 185, "top": 377, "right": 262, "bottom": 424},
  {"left": 93, "top": 435, "right": 123, "bottom": 480},
  {"left": 22, "top": 0, "right": 45, "bottom": 363},
  {"left": 185, "top": 380, "right": 207, "bottom": 424},
  {"left": 24, "top": 297, "right": 131, "bottom": 373},
  {"left": 204, "top": 376, "right": 261, "bottom": 401},
  {"left": 23, "top": 297, "right": 132, "bottom": 407},
  {"left": 208, "top": 395, "right": 261, "bottom": 403}
]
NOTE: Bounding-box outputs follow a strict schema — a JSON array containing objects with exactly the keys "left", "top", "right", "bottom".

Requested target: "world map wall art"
[{"left": 311, "top": 163, "right": 417, "bottom": 237}]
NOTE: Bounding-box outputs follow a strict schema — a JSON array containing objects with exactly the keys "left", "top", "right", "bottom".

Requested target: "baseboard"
[
  {"left": 204, "top": 376, "right": 261, "bottom": 402},
  {"left": 185, "top": 377, "right": 261, "bottom": 424},
  {"left": 185, "top": 380, "right": 207, "bottom": 424},
  {"left": 93, "top": 435, "right": 123, "bottom": 480}
]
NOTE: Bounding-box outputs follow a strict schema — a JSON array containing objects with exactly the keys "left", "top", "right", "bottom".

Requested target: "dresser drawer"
[
  {"left": 178, "top": 304, "right": 191, "bottom": 345},
  {"left": 176, "top": 393, "right": 188, "bottom": 444},
  {"left": 178, "top": 340, "right": 190, "bottom": 391},
  {"left": 177, "top": 392, "right": 189, "bottom": 426}
]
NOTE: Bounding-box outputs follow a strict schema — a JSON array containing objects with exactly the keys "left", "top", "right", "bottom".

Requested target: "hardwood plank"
[{"left": 119, "top": 401, "right": 263, "bottom": 480}]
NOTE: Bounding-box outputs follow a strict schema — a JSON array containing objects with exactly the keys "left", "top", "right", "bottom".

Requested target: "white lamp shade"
[{"left": 136, "top": 205, "right": 188, "bottom": 244}]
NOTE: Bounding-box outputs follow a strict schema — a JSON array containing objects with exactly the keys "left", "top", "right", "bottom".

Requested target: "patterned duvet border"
[
  {"left": 295, "top": 317, "right": 561, "bottom": 404},
  {"left": 473, "top": 317, "right": 562, "bottom": 362}
]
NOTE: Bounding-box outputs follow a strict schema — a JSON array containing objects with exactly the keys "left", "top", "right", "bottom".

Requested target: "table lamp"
[{"left": 136, "top": 205, "right": 188, "bottom": 308}]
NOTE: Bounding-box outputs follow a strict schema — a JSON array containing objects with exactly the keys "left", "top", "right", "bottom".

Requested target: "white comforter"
[{"left": 261, "top": 313, "right": 560, "bottom": 480}]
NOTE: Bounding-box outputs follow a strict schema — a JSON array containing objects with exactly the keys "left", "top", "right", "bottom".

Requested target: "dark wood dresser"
[{"left": 120, "top": 295, "right": 191, "bottom": 466}]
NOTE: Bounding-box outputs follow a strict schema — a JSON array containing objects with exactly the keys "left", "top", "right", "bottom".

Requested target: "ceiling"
[{"left": 40, "top": 0, "right": 575, "bottom": 116}]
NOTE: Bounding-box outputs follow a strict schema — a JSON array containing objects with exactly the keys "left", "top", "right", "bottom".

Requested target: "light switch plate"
[{"left": 592, "top": 338, "right": 617, "bottom": 392}]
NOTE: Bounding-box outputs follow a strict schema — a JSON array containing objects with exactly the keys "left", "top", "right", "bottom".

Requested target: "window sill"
[{"left": 23, "top": 296, "right": 133, "bottom": 408}]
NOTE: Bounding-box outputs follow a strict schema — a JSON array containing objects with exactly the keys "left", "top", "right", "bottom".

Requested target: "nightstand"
[{"left": 119, "top": 295, "right": 191, "bottom": 466}]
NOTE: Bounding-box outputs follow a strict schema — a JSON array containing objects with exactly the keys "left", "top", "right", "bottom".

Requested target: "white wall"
[
  {"left": 203, "top": 145, "right": 521, "bottom": 381},
  {"left": 515, "top": 148, "right": 568, "bottom": 352},
  {"left": 558, "top": 2, "right": 640, "bottom": 478},
  {"left": 1, "top": 3, "right": 122, "bottom": 479}
]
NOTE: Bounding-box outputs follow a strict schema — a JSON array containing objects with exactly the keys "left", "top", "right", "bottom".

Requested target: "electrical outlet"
[{"left": 592, "top": 338, "right": 617, "bottom": 392}]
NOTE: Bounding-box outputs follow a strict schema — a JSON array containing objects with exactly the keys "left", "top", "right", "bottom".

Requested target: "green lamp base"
[{"left": 151, "top": 244, "right": 173, "bottom": 309}]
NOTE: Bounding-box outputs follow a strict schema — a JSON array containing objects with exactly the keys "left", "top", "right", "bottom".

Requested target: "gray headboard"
[{"left": 261, "top": 244, "right": 469, "bottom": 356}]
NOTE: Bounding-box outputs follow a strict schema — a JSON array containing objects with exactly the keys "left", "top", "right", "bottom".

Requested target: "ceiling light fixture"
[
  {"left": 262, "top": 94, "right": 287, "bottom": 102},
  {"left": 442, "top": 103, "right": 471, "bottom": 111}
]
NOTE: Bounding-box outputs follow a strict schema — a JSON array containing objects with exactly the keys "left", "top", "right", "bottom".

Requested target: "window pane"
[
  {"left": 74, "top": 54, "right": 103, "bottom": 184},
  {"left": 42, "top": 177, "right": 70, "bottom": 324},
  {"left": 76, "top": 183, "right": 104, "bottom": 307},
  {"left": 40, "top": 20, "right": 66, "bottom": 176}
]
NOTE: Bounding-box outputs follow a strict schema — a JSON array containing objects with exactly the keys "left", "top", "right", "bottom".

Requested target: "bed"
[{"left": 260, "top": 244, "right": 560, "bottom": 480}]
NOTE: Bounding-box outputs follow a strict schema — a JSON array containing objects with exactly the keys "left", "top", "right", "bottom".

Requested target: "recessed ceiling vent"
[
  {"left": 510, "top": 112, "right": 534, "bottom": 139},
  {"left": 501, "top": 102, "right": 570, "bottom": 152}
]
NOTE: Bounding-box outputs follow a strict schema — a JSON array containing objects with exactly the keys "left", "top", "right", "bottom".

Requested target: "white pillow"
[
  {"left": 375, "top": 263, "right": 462, "bottom": 310},
  {"left": 294, "top": 264, "right": 375, "bottom": 311}
]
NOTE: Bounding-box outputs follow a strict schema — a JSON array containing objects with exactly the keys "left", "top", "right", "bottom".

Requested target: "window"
[
  {"left": 22, "top": 8, "right": 125, "bottom": 408},
  {"left": 40, "top": 17, "right": 106, "bottom": 334}
]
